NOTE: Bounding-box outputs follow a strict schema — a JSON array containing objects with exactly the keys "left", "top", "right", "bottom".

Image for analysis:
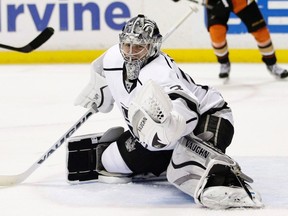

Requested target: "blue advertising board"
[{"left": 205, "top": 0, "right": 288, "bottom": 34}]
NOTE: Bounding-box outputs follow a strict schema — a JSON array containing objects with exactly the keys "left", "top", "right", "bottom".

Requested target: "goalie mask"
[{"left": 119, "top": 14, "right": 162, "bottom": 80}]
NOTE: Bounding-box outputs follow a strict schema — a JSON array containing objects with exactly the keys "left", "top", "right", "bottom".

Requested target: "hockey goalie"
[{"left": 67, "top": 14, "right": 263, "bottom": 209}]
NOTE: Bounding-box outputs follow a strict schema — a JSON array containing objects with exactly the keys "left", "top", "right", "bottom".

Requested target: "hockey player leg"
[
  {"left": 167, "top": 136, "right": 263, "bottom": 209},
  {"left": 66, "top": 126, "right": 125, "bottom": 183}
]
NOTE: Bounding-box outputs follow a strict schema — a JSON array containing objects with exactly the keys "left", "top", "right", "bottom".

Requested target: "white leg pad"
[
  {"left": 167, "top": 136, "right": 263, "bottom": 209},
  {"left": 167, "top": 137, "right": 235, "bottom": 194}
]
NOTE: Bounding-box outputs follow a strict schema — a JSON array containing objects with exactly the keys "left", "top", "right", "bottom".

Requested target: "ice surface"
[{"left": 0, "top": 63, "right": 288, "bottom": 216}]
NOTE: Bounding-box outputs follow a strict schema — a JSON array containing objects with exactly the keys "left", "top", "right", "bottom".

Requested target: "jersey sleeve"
[{"left": 140, "top": 54, "right": 201, "bottom": 137}]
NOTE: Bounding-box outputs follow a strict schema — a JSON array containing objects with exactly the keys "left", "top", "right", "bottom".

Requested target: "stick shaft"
[
  {"left": 0, "top": 106, "right": 98, "bottom": 186},
  {"left": 163, "top": 5, "right": 198, "bottom": 42},
  {"left": 187, "top": 0, "right": 213, "bottom": 9}
]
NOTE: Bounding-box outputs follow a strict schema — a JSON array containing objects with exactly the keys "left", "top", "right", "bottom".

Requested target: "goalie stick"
[
  {"left": 0, "top": 27, "right": 54, "bottom": 53},
  {"left": 0, "top": 7, "right": 197, "bottom": 186},
  {"left": 0, "top": 105, "right": 98, "bottom": 186},
  {"left": 188, "top": 0, "right": 213, "bottom": 9}
]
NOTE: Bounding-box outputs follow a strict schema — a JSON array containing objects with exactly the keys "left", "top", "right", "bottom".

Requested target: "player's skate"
[
  {"left": 219, "top": 62, "right": 231, "bottom": 78},
  {"left": 267, "top": 64, "right": 288, "bottom": 79}
]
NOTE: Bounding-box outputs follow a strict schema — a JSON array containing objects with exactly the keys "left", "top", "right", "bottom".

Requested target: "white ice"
[{"left": 0, "top": 63, "right": 288, "bottom": 216}]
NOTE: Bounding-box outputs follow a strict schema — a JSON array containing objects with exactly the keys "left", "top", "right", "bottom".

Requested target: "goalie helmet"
[{"left": 119, "top": 14, "right": 162, "bottom": 80}]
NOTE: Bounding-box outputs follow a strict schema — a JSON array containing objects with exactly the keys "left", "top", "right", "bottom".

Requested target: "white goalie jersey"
[{"left": 88, "top": 44, "right": 233, "bottom": 151}]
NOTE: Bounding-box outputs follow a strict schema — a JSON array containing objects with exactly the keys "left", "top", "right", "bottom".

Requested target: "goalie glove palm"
[{"left": 128, "top": 80, "right": 186, "bottom": 150}]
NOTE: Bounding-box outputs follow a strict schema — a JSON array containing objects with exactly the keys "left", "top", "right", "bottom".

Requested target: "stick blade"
[
  {"left": 0, "top": 174, "right": 25, "bottom": 186},
  {"left": 22, "top": 27, "right": 55, "bottom": 53},
  {"left": 0, "top": 165, "right": 34, "bottom": 186}
]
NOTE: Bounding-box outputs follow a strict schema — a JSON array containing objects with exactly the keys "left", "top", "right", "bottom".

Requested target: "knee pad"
[{"left": 236, "top": 1, "right": 266, "bottom": 32}]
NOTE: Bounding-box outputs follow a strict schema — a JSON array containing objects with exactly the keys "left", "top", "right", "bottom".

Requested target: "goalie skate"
[
  {"left": 200, "top": 184, "right": 264, "bottom": 209},
  {"left": 197, "top": 161, "right": 264, "bottom": 209}
]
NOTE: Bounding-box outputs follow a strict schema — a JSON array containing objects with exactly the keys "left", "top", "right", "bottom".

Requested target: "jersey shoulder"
[
  {"left": 103, "top": 44, "right": 124, "bottom": 68},
  {"left": 140, "top": 53, "right": 179, "bottom": 81}
]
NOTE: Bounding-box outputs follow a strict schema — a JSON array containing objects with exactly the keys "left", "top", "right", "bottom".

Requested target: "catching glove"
[{"left": 128, "top": 80, "right": 186, "bottom": 150}]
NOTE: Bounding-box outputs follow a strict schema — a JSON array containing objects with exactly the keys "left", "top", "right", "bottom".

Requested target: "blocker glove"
[{"left": 74, "top": 70, "right": 114, "bottom": 113}]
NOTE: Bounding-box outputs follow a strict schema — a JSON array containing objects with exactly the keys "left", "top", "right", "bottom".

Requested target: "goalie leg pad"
[
  {"left": 167, "top": 136, "right": 262, "bottom": 209},
  {"left": 167, "top": 136, "right": 236, "bottom": 199},
  {"left": 66, "top": 127, "right": 124, "bottom": 183},
  {"left": 67, "top": 136, "right": 100, "bottom": 182}
]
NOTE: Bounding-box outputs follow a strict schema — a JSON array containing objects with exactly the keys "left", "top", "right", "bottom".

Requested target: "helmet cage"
[
  {"left": 119, "top": 15, "right": 162, "bottom": 80},
  {"left": 119, "top": 34, "right": 152, "bottom": 63}
]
